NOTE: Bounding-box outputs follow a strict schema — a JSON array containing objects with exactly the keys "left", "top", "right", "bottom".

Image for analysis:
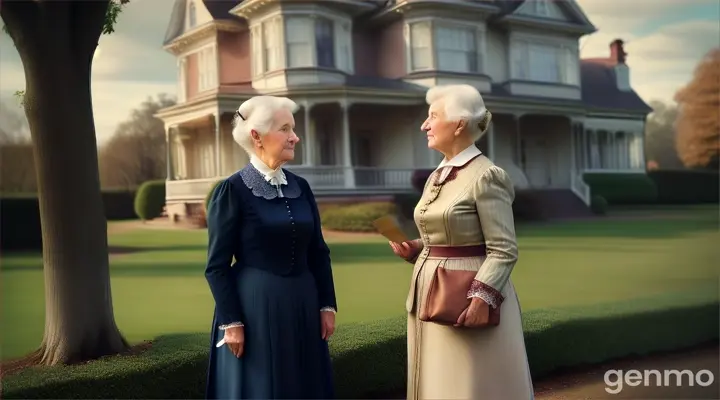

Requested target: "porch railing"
[
  {"left": 166, "top": 167, "right": 416, "bottom": 201},
  {"left": 570, "top": 171, "right": 591, "bottom": 206}
]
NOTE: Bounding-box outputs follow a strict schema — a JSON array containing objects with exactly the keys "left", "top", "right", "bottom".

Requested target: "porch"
[{"left": 163, "top": 100, "right": 431, "bottom": 204}]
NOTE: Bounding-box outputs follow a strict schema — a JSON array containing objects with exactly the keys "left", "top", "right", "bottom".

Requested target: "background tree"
[
  {"left": 674, "top": 47, "right": 720, "bottom": 170},
  {"left": 0, "top": 99, "right": 36, "bottom": 192},
  {"left": 99, "top": 94, "right": 176, "bottom": 189},
  {"left": 644, "top": 100, "right": 683, "bottom": 169},
  {"left": 1, "top": 0, "right": 131, "bottom": 365}
]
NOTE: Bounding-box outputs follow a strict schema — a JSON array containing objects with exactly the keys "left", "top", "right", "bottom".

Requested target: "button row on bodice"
[{"left": 286, "top": 199, "right": 296, "bottom": 266}]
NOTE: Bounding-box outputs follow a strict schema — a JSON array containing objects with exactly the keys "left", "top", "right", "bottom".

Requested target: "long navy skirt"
[{"left": 206, "top": 267, "right": 335, "bottom": 399}]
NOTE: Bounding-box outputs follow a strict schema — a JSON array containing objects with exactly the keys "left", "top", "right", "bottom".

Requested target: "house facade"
[{"left": 156, "top": 0, "right": 651, "bottom": 219}]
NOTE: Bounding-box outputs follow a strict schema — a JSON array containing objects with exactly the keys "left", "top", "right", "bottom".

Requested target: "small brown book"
[{"left": 372, "top": 215, "right": 409, "bottom": 243}]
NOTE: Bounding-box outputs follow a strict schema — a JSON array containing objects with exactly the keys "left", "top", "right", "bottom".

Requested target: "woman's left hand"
[
  {"left": 320, "top": 311, "right": 336, "bottom": 340},
  {"left": 456, "top": 298, "right": 491, "bottom": 328}
]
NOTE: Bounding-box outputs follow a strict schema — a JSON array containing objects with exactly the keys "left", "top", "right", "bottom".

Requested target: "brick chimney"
[
  {"left": 610, "top": 39, "right": 631, "bottom": 91},
  {"left": 610, "top": 39, "right": 627, "bottom": 64}
]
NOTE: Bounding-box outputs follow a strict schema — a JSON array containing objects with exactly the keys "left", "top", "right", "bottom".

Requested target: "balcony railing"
[{"left": 166, "top": 167, "right": 416, "bottom": 201}]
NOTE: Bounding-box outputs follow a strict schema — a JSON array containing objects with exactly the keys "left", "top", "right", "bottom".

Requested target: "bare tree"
[
  {"left": 644, "top": 100, "right": 683, "bottom": 169},
  {"left": 674, "top": 48, "right": 720, "bottom": 170},
  {"left": 99, "top": 94, "right": 175, "bottom": 189},
  {"left": 1, "top": 0, "right": 130, "bottom": 365},
  {"left": 0, "top": 99, "right": 36, "bottom": 192}
]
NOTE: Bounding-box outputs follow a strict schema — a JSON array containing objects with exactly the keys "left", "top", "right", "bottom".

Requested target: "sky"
[{"left": 0, "top": 0, "right": 718, "bottom": 144}]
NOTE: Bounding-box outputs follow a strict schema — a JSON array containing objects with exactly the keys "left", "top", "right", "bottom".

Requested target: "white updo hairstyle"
[
  {"left": 231, "top": 95, "right": 299, "bottom": 154},
  {"left": 425, "top": 84, "right": 492, "bottom": 140}
]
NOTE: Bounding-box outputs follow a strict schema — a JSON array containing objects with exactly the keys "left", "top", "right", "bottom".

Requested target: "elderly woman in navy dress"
[{"left": 204, "top": 95, "right": 338, "bottom": 399}]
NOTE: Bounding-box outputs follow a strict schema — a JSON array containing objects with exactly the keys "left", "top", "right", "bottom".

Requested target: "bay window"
[
  {"left": 511, "top": 40, "right": 579, "bottom": 85},
  {"left": 250, "top": 15, "right": 352, "bottom": 77},
  {"left": 407, "top": 21, "right": 484, "bottom": 74}
]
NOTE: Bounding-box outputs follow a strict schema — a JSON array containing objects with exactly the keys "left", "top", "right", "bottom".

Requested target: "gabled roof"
[
  {"left": 580, "top": 59, "right": 652, "bottom": 113},
  {"left": 492, "top": 0, "right": 596, "bottom": 33},
  {"left": 163, "top": 0, "right": 242, "bottom": 46}
]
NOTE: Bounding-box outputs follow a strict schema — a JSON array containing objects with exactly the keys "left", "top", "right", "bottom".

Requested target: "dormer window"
[
  {"left": 188, "top": 2, "right": 197, "bottom": 29},
  {"left": 511, "top": 40, "right": 579, "bottom": 85}
]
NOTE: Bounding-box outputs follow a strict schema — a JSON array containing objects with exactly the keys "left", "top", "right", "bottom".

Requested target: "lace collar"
[{"left": 239, "top": 163, "right": 302, "bottom": 200}]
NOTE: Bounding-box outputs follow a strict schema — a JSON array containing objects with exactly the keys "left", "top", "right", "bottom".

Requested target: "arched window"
[{"left": 188, "top": 2, "right": 197, "bottom": 28}]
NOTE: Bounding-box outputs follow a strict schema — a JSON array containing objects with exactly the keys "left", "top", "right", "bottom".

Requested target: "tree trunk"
[{"left": 3, "top": 1, "right": 129, "bottom": 365}]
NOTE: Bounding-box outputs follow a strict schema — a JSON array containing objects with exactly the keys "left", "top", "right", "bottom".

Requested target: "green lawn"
[{"left": 2, "top": 208, "right": 718, "bottom": 361}]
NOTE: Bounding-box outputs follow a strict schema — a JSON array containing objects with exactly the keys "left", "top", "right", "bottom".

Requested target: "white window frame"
[
  {"left": 197, "top": 45, "right": 217, "bottom": 92},
  {"left": 285, "top": 16, "right": 315, "bottom": 68},
  {"left": 405, "top": 18, "right": 486, "bottom": 75}
]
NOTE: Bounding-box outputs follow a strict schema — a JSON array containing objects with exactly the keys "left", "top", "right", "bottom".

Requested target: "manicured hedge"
[
  {"left": 584, "top": 170, "right": 719, "bottom": 206},
  {"left": 3, "top": 291, "right": 717, "bottom": 399},
  {"left": 583, "top": 173, "right": 658, "bottom": 205},
  {"left": 648, "top": 169, "right": 719, "bottom": 204},
  {"left": 320, "top": 202, "right": 397, "bottom": 232},
  {"left": 0, "top": 189, "right": 138, "bottom": 251}
]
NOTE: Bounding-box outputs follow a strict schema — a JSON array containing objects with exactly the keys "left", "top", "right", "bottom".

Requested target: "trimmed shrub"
[
  {"left": 583, "top": 173, "right": 658, "bottom": 205},
  {"left": 649, "top": 169, "right": 719, "bottom": 204},
  {"left": 134, "top": 180, "right": 166, "bottom": 221},
  {"left": 590, "top": 195, "right": 609, "bottom": 215},
  {"left": 101, "top": 189, "right": 137, "bottom": 220},
  {"left": 2, "top": 293, "right": 717, "bottom": 399},
  {"left": 321, "top": 202, "right": 397, "bottom": 232},
  {"left": 512, "top": 190, "right": 546, "bottom": 222},
  {"left": 0, "top": 196, "right": 42, "bottom": 251}
]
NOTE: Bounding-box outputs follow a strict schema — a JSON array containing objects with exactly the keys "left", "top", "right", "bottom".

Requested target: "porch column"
[
  {"left": 303, "top": 101, "right": 314, "bottom": 166},
  {"left": 214, "top": 113, "right": 221, "bottom": 176},
  {"left": 513, "top": 113, "right": 523, "bottom": 169},
  {"left": 340, "top": 100, "right": 355, "bottom": 188},
  {"left": 165, "top": 125, "right": 175, "bottom": 180}
]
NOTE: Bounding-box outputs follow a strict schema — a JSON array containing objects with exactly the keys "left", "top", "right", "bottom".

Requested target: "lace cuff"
[
  {"left": 467, "top": 280, "right": 504, "bottom": 309},
  {"left": 320, "top": 307, "right": 337, "bottom": 313},
  {"left": 219, "top": 321, "right": 244, "bottom": 330}
]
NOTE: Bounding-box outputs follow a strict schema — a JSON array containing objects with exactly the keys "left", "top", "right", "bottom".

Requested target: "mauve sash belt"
[{"left": 426, "top": 245, "right": 487, "bottom": 258}]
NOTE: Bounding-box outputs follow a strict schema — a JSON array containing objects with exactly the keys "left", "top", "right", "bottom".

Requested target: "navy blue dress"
[{"left": 204, "top": 164, "right": 337, "bottom": 399}]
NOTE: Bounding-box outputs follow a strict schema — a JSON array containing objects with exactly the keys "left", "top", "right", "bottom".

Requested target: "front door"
[{"left": 521, "top": 136, "right": 552, "bottom": 188}]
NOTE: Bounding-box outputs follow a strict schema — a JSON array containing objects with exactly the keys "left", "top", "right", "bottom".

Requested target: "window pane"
[
  {"left": 315, "top": 18, "right": 335, "bottom": 68},
  {"left": 435, "top": 26, "right": 476, "bottom": 73},
  {"left": 263, "top": 20, "right": 280, "bottom": 71},
  {"left": 529, "top": 44, "right": 559, "bottom": 82},
  {"left": 410, "top": 22, "right": 431, "bottom": 70},
  {"left": 286, "top": 17, "right": 313, "bottom": 67}
]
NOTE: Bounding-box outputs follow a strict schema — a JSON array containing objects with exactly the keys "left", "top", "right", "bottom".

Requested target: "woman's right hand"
[
  {"left": 389, "top": 240, "right": 418, "bottom": 260},
  {"left": 224, "top": 326, "right": 245, "bottom": 358}
]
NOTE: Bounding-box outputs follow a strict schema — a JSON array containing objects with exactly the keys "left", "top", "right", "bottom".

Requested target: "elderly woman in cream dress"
[{"left": 389, "top": 84, "right": 534, "bottom": 400}]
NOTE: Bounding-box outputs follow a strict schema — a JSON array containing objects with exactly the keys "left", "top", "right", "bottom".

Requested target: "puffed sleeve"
[
  {"left": 301, "top": 178, "right": 338, "bottom": 313},
  {"left": 468, "top": 165, "right": 519, "bottom": 309},
  {"left": 204, "top": 179, "right": 244, "bottom": 328}
]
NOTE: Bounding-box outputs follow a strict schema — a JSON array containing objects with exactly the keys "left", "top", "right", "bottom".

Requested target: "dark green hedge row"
[
  {"left": 0, "top": 189, "right": 137, "bottom": 251},
  {"left": 3, "top": 292, "right": 717, "bottom": 399},
  {"left": 584, "top": 170, "right": 719, "bottom": 205}
]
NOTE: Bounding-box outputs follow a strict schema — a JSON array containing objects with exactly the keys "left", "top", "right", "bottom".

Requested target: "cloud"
[
  {"left": 577, "top": 0, "right": 720, "bottom": 104},
  {"left": 0, "top": 0, "right": 177, "bottom": 143}
]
